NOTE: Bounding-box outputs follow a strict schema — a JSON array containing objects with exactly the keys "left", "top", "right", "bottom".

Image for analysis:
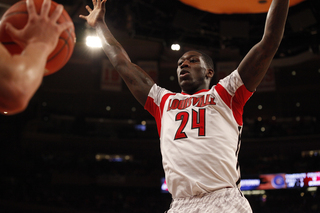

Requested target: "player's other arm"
[
  {"left": 96, "top": 22, "right": 154, "bottom": 106},
  {"left": 237, "top": 0, "right": 290, "bottom": 92},
  {"left": 80, "top": 0, "right": 154, "bottom": 106},
  {"left": 0, "top": 0, "right": 73, "bottom": 115}
]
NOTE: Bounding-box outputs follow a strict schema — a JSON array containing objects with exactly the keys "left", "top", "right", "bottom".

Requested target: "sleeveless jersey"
[{"left": 144, "top": 70, "right": 253, "bottom": 199}]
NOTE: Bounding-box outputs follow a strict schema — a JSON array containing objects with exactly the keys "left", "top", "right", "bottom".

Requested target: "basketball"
[{"left": 0, "top": 0, "right": 76, "bottom": 76}]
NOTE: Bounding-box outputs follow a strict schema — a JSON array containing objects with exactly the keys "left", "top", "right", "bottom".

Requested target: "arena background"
[{"left": 0, "top": 0, "right": 320, "bottom": 212}]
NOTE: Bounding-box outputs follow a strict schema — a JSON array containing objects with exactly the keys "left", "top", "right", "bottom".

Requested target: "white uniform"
[{"left": 144, "top": 70, "right": 253, "bottom": 199}]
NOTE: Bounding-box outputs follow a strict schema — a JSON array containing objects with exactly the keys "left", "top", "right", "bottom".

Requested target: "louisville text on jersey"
[{"left": 167, "top": 94, "right": 216, "bottom": 111}]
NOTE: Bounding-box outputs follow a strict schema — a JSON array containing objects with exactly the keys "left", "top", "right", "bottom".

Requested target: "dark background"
[{"left": 0, "top": 0, "right": 320, "bottom": 212}]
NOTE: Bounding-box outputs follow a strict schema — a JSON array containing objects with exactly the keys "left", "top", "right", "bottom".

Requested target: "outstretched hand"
[
  {"left": 79, "top": 0, "right": 107, "bottom": 27},
  {"left": 5, "top": 0, "right": 74, "bottom": 52}
]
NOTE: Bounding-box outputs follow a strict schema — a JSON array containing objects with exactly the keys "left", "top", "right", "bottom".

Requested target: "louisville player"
[
  {"left": 0, "top": 0, "right": 73, "bottom": 115},
  {"left": 80, "top": 0, "right": 289, "bottom": 212}
]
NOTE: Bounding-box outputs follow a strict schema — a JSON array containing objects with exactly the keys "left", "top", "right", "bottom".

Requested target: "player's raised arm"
[
  {"left": 237, "top": 0, "right": 290, "bottom": 92},
  {"left": 79, "top": 0, "right": 154, "bottom": 106},
  {"left": 0, "top": 0, "right": 73, "bottom": 115}
]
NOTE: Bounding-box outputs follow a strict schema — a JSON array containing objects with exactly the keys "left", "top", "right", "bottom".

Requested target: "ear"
[{"left": 205, "top": 68, "right": 214, "bottom": 79}]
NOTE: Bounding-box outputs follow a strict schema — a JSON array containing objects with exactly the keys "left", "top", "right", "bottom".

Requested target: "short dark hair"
[{"left": 194, "top": 50, "right": 214, "bottom": 70}]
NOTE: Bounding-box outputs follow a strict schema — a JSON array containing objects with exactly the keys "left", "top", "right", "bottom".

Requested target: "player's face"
[{"left": 177, "top": 51, "right": 208, "bottom": 94}]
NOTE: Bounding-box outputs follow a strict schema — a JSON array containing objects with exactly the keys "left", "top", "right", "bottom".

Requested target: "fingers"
[
  {"left": 5, "top": 23, "right": 19, "bottom": 40},
  {"left": 78, "top": 0, "right": 107, "bottom": 21},
  {"left": 40, "top": 0, "right": 51, "bottom": 18},
  {"left": 50, "top": 4, "right": 64, "bottom": 23},
  {"left": 26, "top": 0, "right": 36, "bottom": 16},
  {"left": 79, "top": 5, "right": 91, "bottom": 20},
  {"left": 94, "top": 0, "right": 107, "bottom": 8},
  {"left": 96, "top": 0, "right": 107, "bottom": 8},
  {"left": 86, "top": 5, "right": 93, "bottom": 13},
  {"left": 95, "top": 0, "right": 100, "bottom": 7},
  {"left": 101, "top": 0, "right": 107, "bottom": 7},
  {"left": 78, "top": 14, "right": 87, "bottom": 20},
  {"left": 59, "top": 21, "right": 74, "bottom": 34}
]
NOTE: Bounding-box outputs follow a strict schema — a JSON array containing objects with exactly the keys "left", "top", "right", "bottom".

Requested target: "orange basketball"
[{"left": 0, "top": 0, "right": 76, "bottom": 76}]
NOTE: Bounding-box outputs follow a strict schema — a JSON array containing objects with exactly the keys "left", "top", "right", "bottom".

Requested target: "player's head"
[{"left": 177, "top": 50, "right": 214, "bottom": 94}]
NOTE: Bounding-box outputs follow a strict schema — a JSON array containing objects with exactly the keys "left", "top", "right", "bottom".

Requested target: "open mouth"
[{"left": 180, "top": 70, "right": 190, "bottom": 77}]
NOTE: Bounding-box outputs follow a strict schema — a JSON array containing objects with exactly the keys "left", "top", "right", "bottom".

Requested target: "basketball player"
[
  {"left": 80, "top": 0, "right": 289, "bottom": 212},
  {"left": 0, "top": 0, "right": 73, "bottom": 115}
]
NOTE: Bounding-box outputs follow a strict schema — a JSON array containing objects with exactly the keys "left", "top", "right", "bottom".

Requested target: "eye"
[{"left": 190, "top": 58, "right": 197, "bottom": 63}]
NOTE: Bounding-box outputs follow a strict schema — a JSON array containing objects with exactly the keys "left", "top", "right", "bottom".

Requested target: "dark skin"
[
  {"left": 80, "top": 0, "right": 289, "bottom": 102},
  {"left": 177, "top": 51, "right": 213, "bottom": 94}
]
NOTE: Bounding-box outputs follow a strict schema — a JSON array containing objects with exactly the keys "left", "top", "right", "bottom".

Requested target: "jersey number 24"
[{"left": 174, "top": 109, "right": 205, "bottom": 140}]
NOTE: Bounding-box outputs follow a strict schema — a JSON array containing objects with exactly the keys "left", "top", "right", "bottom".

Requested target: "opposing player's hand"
[
  {"left": 5, "top": 0, "right": 74, "bottom": 53},
  {"left": 79, "top": 0, "right": 107, "bottom": 27}
]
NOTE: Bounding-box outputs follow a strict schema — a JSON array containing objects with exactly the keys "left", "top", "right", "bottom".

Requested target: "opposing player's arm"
[
  {"left": 0, "top": 0, "right": 73, "bottom": 115},
  {"left": 80, "top": 0, "right": 154, "bottom": 106},
  {"left": 237, "top": 0, "right": 290, "bottom": 92},
  {"left": 0, "top": 42, "right": 52, "bottom": 115}
]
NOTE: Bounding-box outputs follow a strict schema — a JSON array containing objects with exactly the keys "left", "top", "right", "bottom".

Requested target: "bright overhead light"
[
  {"left": 171, "top": 43, "right": 180, "bottom": 51},
  {"left": 86, "top": 36, "right": 102, "bottom": 48}
]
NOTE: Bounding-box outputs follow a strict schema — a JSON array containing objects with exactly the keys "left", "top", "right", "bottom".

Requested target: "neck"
[{"left": 182, "top": 85, "right": 209, "bottom": 95}]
